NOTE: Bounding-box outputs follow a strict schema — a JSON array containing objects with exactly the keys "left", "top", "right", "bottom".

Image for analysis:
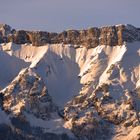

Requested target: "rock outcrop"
[
  {"left": 0, "top": 68, "right": 57, "bottom": 117},
  {"left": 124, "top": 126, "right": 140, "bottom": 140},
  {"left": 0, "top": 68, "right": 74, "bottom": 140},
  {"left": 0, "top": 24, "right": 140, "bottom": 47},
  {"left": 64, "top": 84, "right": 140, "bottom": 139}
]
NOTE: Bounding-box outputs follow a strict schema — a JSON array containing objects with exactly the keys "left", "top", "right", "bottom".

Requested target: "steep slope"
[
  {"left": 63, "top": 42, "right": 140, "bottom": 139},
  {"left": 0, "top": 68, "right": 74, "bottom": 140},
  {"left": 1, "top": 43, "right": 82, "bottom": 106},
  {"left": 0, "top": 24, "right": 139, "bottom": 140},
  {"left": 0, "top": 45, "right": 30, "bottom": 88}
]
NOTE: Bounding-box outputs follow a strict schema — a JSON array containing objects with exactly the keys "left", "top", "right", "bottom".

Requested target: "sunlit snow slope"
[
  {"left": 1, "top": 42, "right": 139, "bottom": 107},
  {"left": 0, "top": 44, "right": 30, "bottom": 88}
]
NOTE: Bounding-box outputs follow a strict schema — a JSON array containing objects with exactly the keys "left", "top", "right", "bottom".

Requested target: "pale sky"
[{"left": 0, "top": 0, "right": 140, "bottom": 32}]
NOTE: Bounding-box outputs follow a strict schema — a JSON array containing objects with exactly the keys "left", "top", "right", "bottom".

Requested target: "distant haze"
[{"left": 0, "top": 0, "right": 140, "bottom": 32}]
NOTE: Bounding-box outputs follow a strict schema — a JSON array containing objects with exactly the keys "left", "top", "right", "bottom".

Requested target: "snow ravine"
[{"left": 0, "top": 42, "right": 140, "bottom": 107}]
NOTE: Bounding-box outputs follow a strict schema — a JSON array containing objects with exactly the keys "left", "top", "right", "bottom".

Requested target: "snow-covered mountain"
[{"left": 0, "top": 24, "right": 140, "bottom": 140}]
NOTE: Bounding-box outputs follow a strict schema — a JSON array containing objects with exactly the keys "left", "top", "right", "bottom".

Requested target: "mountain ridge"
[{"left": 0, "top": 24, "right": 140, "bottom": 47}]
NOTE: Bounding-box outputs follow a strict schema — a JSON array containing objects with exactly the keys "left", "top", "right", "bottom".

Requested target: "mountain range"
[{"left": 0, "top": 24, "right": 140, "bottom": 140}]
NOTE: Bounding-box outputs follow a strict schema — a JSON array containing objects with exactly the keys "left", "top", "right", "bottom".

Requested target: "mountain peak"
[{"left": 0, "top": 24, "right": 12, "bottom": 37}]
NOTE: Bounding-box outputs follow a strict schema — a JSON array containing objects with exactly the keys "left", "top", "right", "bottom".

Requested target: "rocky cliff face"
[{"left": 0, "top": 24, "right": 140, "bottom": 47}]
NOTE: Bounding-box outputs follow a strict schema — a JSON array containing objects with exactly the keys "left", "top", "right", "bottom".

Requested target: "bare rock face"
[
  {"left": 1, "top": 24, "right": 140, "bottom": 48},
  {"left": 124, "top": 126, "right": 140, "bottom": 140},
  {"left": 0, "top": 24, "right": 11, "bottom": 36},
  {"left": 8, "top": 30, "right": 31, "bottom": 44},
  {"left": 0, "top": 24, "right": 12, "bottom": 43}
]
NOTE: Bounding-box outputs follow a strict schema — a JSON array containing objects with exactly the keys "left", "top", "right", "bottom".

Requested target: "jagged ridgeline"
[{"left": 0, "top": 24, "right": 140, "bottom": 47}]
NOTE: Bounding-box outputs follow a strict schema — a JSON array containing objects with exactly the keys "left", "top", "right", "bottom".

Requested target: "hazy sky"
[{"left": 0, "top": 0, "right": 140, "bottom": 32}]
